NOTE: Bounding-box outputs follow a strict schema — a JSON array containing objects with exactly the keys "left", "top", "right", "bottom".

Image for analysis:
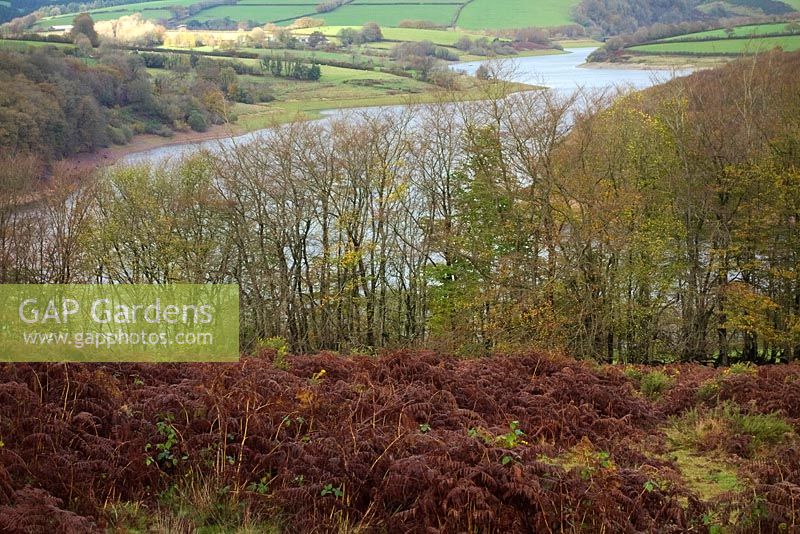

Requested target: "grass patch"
[
  {"left": 456, "top": 0, "right": 579, "bottom": 30},
  {"left": 316, "top": 4, "right": 460, "bottom": 27},
  {"left": 659, "top": 22, "right": 800, "bottom": 41},
  {"left": 105, "top": 472, "right": 283, "bottom": 533},
  {"left": 627, "top": 369, "right": 674, "bottom": 400},
  {"left": 664, "top": 432, "right": 742, "bottom": 501},
  {"left": 671, "top": 401, "right": 794, "bottom": 458},
  {"left": 190, "top": 5, "right": 314, "bottom": 23},
  {"left": 0, "top": 39, "right": 75, "bottom": 51},
  {"left": 629, "top": 35, "right": 800, "bottom": 55}
]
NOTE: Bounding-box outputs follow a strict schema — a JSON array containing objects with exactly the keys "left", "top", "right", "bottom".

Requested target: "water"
[
  {"left": 451, "top": 47, "right": 691, "bottom": 94},
  {"left": 121, "top": 47, "right": 691, "bottom": 165}
]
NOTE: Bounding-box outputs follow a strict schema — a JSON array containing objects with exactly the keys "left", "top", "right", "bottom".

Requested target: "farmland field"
[
  {"left": 313, "top": 4, "right": 460, "bottom": 26},
  {"left": 37, "top": 8, "right": 173, "bottom": 28},
  {"left": 189, "top": 5, "right": 314, "bottom": 23},
  {"left": 293, "top": 25, "right": 479, "bottom": 46},
  {"left": 456, "top": 0, "right": 579, "bottom": 30},
  {"left": 35, "top": 0, "right": 582, "bottom": 30},
  {"left": 0, "top": 39, "right": 74, "bottom": 50},
  {"left": 629, "top": 34, "right": 800, "bottom": 54},
  {"left": 660, "top": 22, "right": 800, "bottom": 41}
]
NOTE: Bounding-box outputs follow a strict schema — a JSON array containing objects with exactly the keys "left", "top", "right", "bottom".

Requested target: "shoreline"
[
  {"left": 579, "top": 60, "right": 694, "bottom": 71},
  {"left": 582, "top": 57, "right": 728, "bottom": 71},
  {"left": 63, "top": 123, "right": 245, "bottom": 174},
  {"left": 63, "top": 83, "right": 538, "bottom": 170}
]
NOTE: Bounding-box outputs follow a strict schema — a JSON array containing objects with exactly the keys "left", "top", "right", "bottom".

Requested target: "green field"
[
  {"left": 352, "top": 0, "right": 461, "bottom": 3},
  {"left": 34, "top": 0, "right": 581, "bottom": 31},
  {"left": 38, "top": 8, "right": 174, "bottom": 28},
  {"left": 36, "top": 0, "right": 206, "bottom": 28},
  {"left": 294, "top": 26, "right": 478, "bottom": 45},
  {"left": 228, "top": 63, "right": 522, "bottom": 128},
  {"left": 456, "top": 0, "right": 579, "bottom": 30},
  {"left": 314, "top": 4, "right": 459, "bottom": 26},
  {"left": 629, "top": 34, "right": 800, "bottom": 54},
  {"left": 0, "top": 39, "right": 74, "bottom": 50},
  {"left": 660, "top": 22, "right": 800, "bottom": 41},
  {"left": 190, "top": 5, "right": 314, "bottom": 23}
]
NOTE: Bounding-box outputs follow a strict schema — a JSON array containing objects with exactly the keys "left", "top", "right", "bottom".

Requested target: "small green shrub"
[
  {"left": 623, "top": 367, "right": 643, "bottom": 382},
  {"left": 640, "top": 370, "right": 674, "bottom": 399},
  {"left": 258, "top": 336, "right": 290, "bottom": 370},
  {"left": 187, "top": 110, "right": 208, "bottom": 132},
  {"left": 728, "top": 361, "right": 757, "bottom": 375},
  {"left": 108, "top": 126, "right": 128, "bottom": 145},
  {"left": 734, "top": 408, "right": 793, "bottom": 448},
  {"left": 696, "top": 379, "right": 721, "bottom": 401}
]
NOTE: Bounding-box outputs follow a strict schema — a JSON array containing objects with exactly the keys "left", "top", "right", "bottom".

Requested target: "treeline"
[
  {"left": 0, "top": 46, "right": 245, "bottom": 161},
  {"left": 573, "top": 0, "right": 799, "bottom": 36},
  {"left": 572, "top": 0, "right": 705, "bottom": 36},
  {"left": 260, "top": 56, "right": 321, "bottom": 80},
  {"left": 588, "top": 15, "right": 800, "bottom": 60},
  {"left": 2, "top": 51, "right": 799, "bottom": 364}
]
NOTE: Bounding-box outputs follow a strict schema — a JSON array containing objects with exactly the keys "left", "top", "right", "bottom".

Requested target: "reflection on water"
[{"left": 122, "top": 47, "right": 691, "bottom": 165}]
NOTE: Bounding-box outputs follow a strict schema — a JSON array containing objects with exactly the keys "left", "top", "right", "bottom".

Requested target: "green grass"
[
  {"left": 191, "top": 5, "right": 314, "bottom": 23},
  {"left": 37, "top": 9, "right": 173, "bottom": 28},
  {"left": 629, "top": 35, "right": 800, "bottom": 54},
  {"left": 0, "top": 39, "right": 75, "bottom": 50},
  {"left": 639, "top": 370, "right": 674, "bottom": 400},
  {"left": 671, "top": 401, "right": 794, "bottom": 456},
  {"left": 659, "top": 22, "right": 800, "bottom": 41},
  {"left": 375, "top": 27, "right": 476, "bottom": 45},
  {"left": 352, "top": 0, "right": 462, "bottom": 3},
  {"left": 293, "top": 25, "right": 479, "bottom": 46},
  {"left": 230, "top": 61, "right": 531, "bottom": 129},
  {"left": 456, "top": 0, "right": 579, "bottom": 30},
  {"left": 315, "top": 4, "right": 459, "bottom": 26},
  {"left": 664, "top": 433, "right": 742, "bottom": 501},
  {"left": 35, "top": 0, "right": 205, "bottom": 28}
]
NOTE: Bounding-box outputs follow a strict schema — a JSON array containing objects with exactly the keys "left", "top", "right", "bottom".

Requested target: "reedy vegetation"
[{"left": 2, "top": 51, "right": 799, "bottom": 363}]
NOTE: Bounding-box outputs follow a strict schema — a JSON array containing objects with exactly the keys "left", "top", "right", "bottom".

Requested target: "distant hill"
[{"left": 11, "top": 0, "right": 800, "bottom": 33}]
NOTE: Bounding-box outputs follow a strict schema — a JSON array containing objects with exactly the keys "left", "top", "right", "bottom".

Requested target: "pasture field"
[
  {"left": 35, "top": 0, "right": 202, "bottom": 28},
  {"left": 234, "top": 63, "right": 450, "bottom": 126},
  {"left": 37, "top": 8, "right": 173, "bottom": 28},
  {"left": 313, "top": 4, "right": 459, "bottom": 27},
  {"left": 293, "top": 25, "right": 479, "bottom": 46},
  {"left": 660, "top": 22, "right": 800, "bottom": 41},
  {"left": 189, "top": 4, "right": 314, "bottom": 23},
  {"left": 33, "top": 0, "right": 583, "bottom": 32},
  {"left": 456, "top": 0, "right": 579, "bottom": 30},
  {"left": 629, "top": 34, "right": 800, "bottom": 54},
  {"left": 0, "top": 39, "right": 74, "bottom": 50}
]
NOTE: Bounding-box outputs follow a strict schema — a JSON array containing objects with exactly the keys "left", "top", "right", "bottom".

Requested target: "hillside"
[
  {"left": 2, "top": 351, "right": 800, "bottom": 531},
  {"left": 21, "top": 0, "right": 800, "bottom": 33},
  {"left": 591, "top": 19, "right": 800, "bottom": 63}
]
